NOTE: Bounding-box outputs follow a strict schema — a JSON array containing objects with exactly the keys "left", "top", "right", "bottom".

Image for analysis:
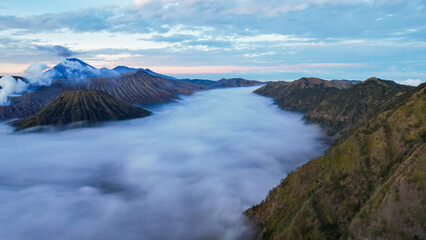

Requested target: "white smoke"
[
  {"left": 0, "top": 87, "right": 326, "bottom": 240},
  {"left": 0, "top": 59, "right": 121, "bottom": 106},
  {"left": 0, "top": 76, "right": 28, "bottom": 106},
  {"left": 0, "top": 63, "right": 55, "bottom": 106},
  {"left": 24, "top": 63, "right": 53, "bottom": 87},
  {"left": 24, "top": 62, "right": 53, "bottom": 86}
]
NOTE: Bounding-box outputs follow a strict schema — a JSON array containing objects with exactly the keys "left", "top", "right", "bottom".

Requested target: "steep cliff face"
[
  {"left": 12, "top": 90, "right": 151, "bottom": 130},
  {"left": 246, "top": 83, "right": 425, "bottom": 240}
]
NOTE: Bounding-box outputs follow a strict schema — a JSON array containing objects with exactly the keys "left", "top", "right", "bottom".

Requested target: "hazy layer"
[{"left": 0, "top": 86, "right": 326, "bottom": 240}]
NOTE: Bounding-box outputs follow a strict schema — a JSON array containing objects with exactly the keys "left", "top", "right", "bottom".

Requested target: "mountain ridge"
[
  {"left": 254, "top": 77, "right": 360, "bottom": 113},
  {"left": 181, "top": 78, "right": 263, "bottom": 88},
  {"left": 0, "top": 60, "right": 262, "bottom": 120},
  {"left": 245, "top": 80, "right": 425, "bottom": 239},
  {"left": 304, "top": 77, "right": 411, "bottom": 140},
  {"left": 254, "top": 77, "right": 411, "bottom": 140},
  {"left": 0, "top": 69, "right": 212, "bottom": 120}
]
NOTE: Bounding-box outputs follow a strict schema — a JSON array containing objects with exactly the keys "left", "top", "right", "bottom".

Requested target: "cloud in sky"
[
  {"left": 150, "top": 63, "right": 365, "bottom": 74},
  {"left": 399, "top": 78, "right": 424, "bottom": 86},
  {"left": 132, "top": 0, "right": 391, "bottom": 16},
  {"left": 36, "top": 45, "right": 73, "bottom": 57},
  {"left": 0, "top": 0, "right": 424, "bottom": 81}
]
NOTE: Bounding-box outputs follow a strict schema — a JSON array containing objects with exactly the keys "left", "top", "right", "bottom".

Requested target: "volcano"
[{"left": 12, "top": 89, "right": 151, "bottom": 130}]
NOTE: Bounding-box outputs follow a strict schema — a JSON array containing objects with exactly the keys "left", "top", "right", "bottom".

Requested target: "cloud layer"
[{"left": 0, "top": 87, "right": 326, "bottom": 240}]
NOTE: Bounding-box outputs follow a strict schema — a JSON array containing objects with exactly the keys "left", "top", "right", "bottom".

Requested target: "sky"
[{"left": 0, "top": 0, "right": 425, "bottom": 84}]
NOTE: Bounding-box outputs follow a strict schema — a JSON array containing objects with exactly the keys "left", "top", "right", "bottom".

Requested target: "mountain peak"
[
  {"left": 363, "top": 77, "right": 383, "bottom": 84},
  {"left": 113, "top": 66, "right": 139, "bottom": 74},
  {"left": 362, "top": 77, "right": 403, "bottom": 88},
  {"left": 47, "top": 58, "right": 116, "bottom": 80},
  {"left": 295, "top": 77, "right": 328, "bottom": 86},
  {"left": 64, "top": 58, "right": 94, "bottom": 68},
  {"left": 365, "top": 76, "right": 381, "bottom": 81}
]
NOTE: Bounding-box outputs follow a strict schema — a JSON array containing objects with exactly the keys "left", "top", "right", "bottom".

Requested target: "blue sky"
[{"left": 0, "top": 0, "right": 425, "bottom": 84}]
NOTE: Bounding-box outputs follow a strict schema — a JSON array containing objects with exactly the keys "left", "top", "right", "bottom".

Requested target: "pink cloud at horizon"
[
  {"left": 149, "top": 63, "right": 365, "bottom": 74},
  {"left": 0, "top": 62, "right": 364, "bottom": 76}
]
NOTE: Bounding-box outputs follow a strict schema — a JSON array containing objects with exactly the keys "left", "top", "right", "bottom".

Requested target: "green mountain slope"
[
  {"left": 347, "top": 143, "right": 425, "bottom": 239},
  {"left": 12, "top": 90, "right": 151, "bottom": 130},
  {"left": 245, "top": 83, "right": 425, "bottom": 240},
  {"left": 253, "top": 77, "right": 359, "bottom": 112},
  {"left": 254, "top": 77, "right": 411, "bottom": 140},
  {"left": 304, "top": 77, "right": 411, "bottom": 139}
]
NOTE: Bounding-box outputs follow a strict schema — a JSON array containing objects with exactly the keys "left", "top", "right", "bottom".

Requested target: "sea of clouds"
[{"left": 0, "top": 86, "right": 326, "bottom": 240}]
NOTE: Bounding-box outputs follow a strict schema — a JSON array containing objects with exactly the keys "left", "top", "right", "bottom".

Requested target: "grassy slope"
[
  {"left": 304, "top": 78, "right": 411, "bottom": 139},
  {"left": 245, "top": 83, "right": 425, "bottom": 240},
  {"left": 12, "top": 90, "right": 151, "bottom": 130},
  {"left": 253, "top": 77, "right": 356, "bottom": 112}
]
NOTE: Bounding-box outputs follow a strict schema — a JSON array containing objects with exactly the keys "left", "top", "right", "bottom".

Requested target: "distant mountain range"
[
  {"left": 12, "top": 90, "right": 151, "bottom": 131},
  {"left": 0, "top": 58, "right": 262, "bottom": 121},
  {"left": 45, "top": 58, "right": 178, "bottom": 80},
  {"left": 112, "top": 65, "right": 178, "bottom": 80},
  {"left": 246, "top": 78, "right": 425, "bottom": 240},
  {"left": 181, "top": 78, "right": 263, "bottom": 88}
]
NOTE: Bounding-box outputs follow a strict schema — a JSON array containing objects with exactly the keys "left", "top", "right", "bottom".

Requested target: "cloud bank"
[{"left": 0, "top": 87, "right": 326, "bottom": 240}]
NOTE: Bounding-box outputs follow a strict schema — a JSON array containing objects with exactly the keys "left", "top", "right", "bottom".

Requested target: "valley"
[
  {"left": 1, "top": 1, "right": 424, "bottom": 239},
  {"left": 0, "top": 86, "right": 327, "bottom": 240},
  {"left": 1, "top": 64, "right": 424, "bottom": 240}
]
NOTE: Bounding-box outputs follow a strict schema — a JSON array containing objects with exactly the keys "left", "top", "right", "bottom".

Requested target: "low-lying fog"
[{"left": 0, "top": 86, "right": 326, "bottom": 240}]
